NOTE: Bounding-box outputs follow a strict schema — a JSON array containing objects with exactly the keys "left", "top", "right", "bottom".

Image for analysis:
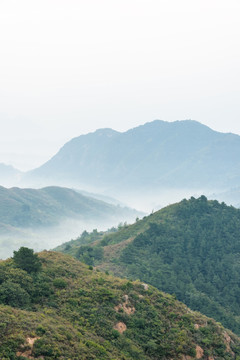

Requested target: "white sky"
[{"left": 0, "top": 0, "right": 240, "bottom": 171}]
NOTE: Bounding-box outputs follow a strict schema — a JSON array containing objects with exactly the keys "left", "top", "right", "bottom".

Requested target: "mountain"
[
  {"left": 0, "top": 186, "right": 142, "bottom": 259},
  {"left": 0, "top": 163, "right": 22, "bottom": 186},
  {"left": 24, "top": 120, "right": 240, "bottom": 194},
  {"left": 57, "top": 196, "right": 240, "bottom": 335},
  {"left": 1, "top": 249, "right": 240, "bottom": 359},
  {"left": 0, "top": 185, "right": 141, "bottom": 230}
]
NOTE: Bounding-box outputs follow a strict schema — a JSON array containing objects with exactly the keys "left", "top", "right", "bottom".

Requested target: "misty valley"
[
  {"left": 1, "top": 120, "right": 240, "bottom": 359},
  {"left": 2, "top": 0, "right": 240, "bottom": 356}
]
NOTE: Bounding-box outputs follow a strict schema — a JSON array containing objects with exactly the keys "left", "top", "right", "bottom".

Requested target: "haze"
[
  {"left": 0, "top": 216, "right": 132, "bottom": 260},
  {"left": 0, "top": 0, "right": 240, "bottom": 170}
]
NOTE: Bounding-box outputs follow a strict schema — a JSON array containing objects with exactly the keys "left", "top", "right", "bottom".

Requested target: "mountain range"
[
  {"left": 2, "top": 120, "right": 240, "bottom": 358},
  {"left": 24, "top": 120, "right": 240, "bottom": 194}
]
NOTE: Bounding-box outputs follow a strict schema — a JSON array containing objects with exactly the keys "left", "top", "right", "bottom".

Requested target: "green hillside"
[
  {"left": 0, "top": 249, "right": 240, "bottom": 359},
  {"left": 0, "top": 185, "right": 140, "bottom": 231},
  {"left": 57, "top": 196, "right": 240, "bottom": 335}
]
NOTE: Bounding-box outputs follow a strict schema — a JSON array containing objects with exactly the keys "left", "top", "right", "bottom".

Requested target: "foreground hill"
[
  {"left": 0, "top": 249, "right": 239, "bottom": 359},
  {"left": 25, "top": 120, "right": 240, "bottom": 193},
  {"left": 57, "top": 196, "right": 240, "bottom": 335}
]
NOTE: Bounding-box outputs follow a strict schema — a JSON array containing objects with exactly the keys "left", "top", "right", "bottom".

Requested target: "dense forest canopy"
[{"left": 58, "top": 197, "right": 240, "bottom": 335}]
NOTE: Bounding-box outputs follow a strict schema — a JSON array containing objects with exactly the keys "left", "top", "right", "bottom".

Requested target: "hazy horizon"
[
  {"left": 1, "top": 0, "right": 240, "bottom": 170},
  {"left": 1, "top": 119, "right": 240, "bottom": 172}
]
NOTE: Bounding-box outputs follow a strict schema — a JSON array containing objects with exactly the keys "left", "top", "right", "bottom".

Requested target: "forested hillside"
[
  {"left": 57, "top": 196, "right": 240, "bottom": 335},
  {"left": 0, "top": 249, "right": 239, "bottom": 359}
]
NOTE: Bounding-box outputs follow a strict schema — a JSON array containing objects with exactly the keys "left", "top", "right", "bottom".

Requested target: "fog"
[
  {"left": 1, "top": 146, "right": 239, "bottom": 262},
  {"left": 111, "top": 188, "right": 213, "bottom": 213},
  {"left": 2, "top": 170, "right": 227, "bottom": 212},
  {"left": 13, "top": 170, "right": 216, "bottom": 213},
  {"left": 1, "top": 1, "right": 240, "bottom": 170},
  {"left": 0, "top": 214, "right": 140, "bottom": 260},
  {"left": 1, "top": 176, "right": 238, "bottom": 261}
]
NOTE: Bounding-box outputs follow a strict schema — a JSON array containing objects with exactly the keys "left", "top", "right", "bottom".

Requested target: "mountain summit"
[{"left": 25, "top": 120, "right": 240, "bottom": 192}]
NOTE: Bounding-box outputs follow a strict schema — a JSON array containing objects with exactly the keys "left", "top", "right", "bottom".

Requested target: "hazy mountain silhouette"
[
  {"left": 0, "top": 185, "right": 142, "bottom": 259},
  {"left": 0, "top": 185, "right": 141, "bottom": 231},
  {"left": 25, "top": 120, "right": 240, "bottom": 193},
  {"left": 0, "top": 163, "right": 22, "bottom": 186}
]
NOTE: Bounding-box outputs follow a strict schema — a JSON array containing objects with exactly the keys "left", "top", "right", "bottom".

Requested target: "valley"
[
  {"left": 0, "top": 185, "right": 141, "bottom": 259},
  {"left": 1, "top": 120, "right": 240, "bottom": 359}
]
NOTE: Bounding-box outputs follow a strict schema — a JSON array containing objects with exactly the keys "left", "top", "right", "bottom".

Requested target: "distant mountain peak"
[
  {"left": 93, "top": 128, "right": 119, "bottom": 137},
  {"left": 126, "top": 119, "right": 214, "bottom": 134},
  {"left": 0, "top": 162, "right": 22, "bottom": 187},
  {"left": 0, "top": 162, "right": 20, "bottom": 171},
  {"left": 24, "top": 119, "right": 240, "bottom": 191}
]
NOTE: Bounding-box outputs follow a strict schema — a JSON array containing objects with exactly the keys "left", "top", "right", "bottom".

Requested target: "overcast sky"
[{"left": 0, "top": 0, "right": 240, "bottom": 170}]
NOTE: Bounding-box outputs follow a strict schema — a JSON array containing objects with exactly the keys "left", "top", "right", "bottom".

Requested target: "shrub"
[
  {"left": 53, "top": 278, "right": 67, "bottom": 289},
  {"left": 13, "top": 247, "right": 42, "bottom": 274},
  {"left": 0, "top": 280, "right": 30, "bottom": 308}
]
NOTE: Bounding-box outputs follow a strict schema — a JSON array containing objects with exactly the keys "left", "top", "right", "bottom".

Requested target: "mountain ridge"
[
  {"left": 24, "top": 120, "right": 240, "bottom": 193},
  {"left": 0, "top": 185, "right": 141, "bottom": 230}
]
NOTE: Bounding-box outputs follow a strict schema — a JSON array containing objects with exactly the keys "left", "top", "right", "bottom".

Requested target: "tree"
[
  {"left": 13, "top": 247, "right": 42, "bottom": 274},
  {"left": 0, "top": 280, "right": 30, "bottom": 308}
]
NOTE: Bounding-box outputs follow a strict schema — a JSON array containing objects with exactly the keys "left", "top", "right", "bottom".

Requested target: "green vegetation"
[
  {"left": 59, "top": 196, "right": 240, "bottom": 335},
  {"left": 54, "top": 228, "right": 115, "bottom": 259},
  {"left": 0, "top": 185, "right": 142, "bottom": 260},
  {"left": 13, "top": 247, "right": 42, "bottom": 273},
  {"left": 0, "top": 249, "right": 239, "bottom": 359},
  {"left": 0, "top": 185, "right": 141, "bottom": 231}
]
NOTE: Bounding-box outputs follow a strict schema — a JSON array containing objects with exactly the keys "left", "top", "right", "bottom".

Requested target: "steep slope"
[
  {"left": 57, "top": 197, "right": 240, "bottom": 335},
  {"left": 0, "top": 250, "right": 240, "bottom": 359},
  {"left": 25, "top": 120, "right": 240, "bottom": 191}
]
